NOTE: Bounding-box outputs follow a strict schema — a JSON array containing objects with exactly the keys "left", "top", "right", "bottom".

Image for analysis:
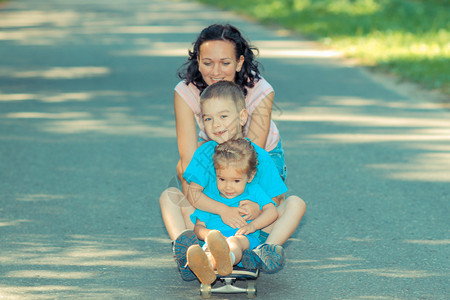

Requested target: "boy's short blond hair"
[{"left": 200, "top": 81, "right": 245, "bottom": 112}]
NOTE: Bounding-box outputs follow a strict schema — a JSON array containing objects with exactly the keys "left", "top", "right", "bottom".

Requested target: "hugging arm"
[
  {"left": 187, "top": 182, "right": 247, "bottom": 229},
  {"left": 245, "top": 92, "right": 274, "bottom": 149},
  {"left": 236, "top": 203, "right": 277, "bottom": 235},
  {"left": 175, "top": 91, "right": 198, "bottom": 188},
  {"left": 238, "top": 200, "right": 262, "bottom": 221}
]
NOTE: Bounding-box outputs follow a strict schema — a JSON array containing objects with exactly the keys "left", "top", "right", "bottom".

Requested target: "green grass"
[{"left": 197, "top": 0, "right": 449, "bottom": 95}]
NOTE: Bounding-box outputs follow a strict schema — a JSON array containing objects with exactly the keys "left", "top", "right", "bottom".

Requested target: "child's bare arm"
[
  {"left": 236, "top": 203, "right": 278, "bottom": 235},
  {"left": 188, "top": 182, "right": 247, "bottom": 229}
]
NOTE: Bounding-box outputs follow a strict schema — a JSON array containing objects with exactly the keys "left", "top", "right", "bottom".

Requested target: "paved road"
[{"left": 1, "top": 0, "right": 449, "bottom": 299}]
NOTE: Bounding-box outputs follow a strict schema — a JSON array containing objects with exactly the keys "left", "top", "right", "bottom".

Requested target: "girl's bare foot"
[
  {"left": 186, "top": 245, "right": 216, "bottom": 285},
  {"left": 206, "top": 230, "right": 233, "bottom": 276}
]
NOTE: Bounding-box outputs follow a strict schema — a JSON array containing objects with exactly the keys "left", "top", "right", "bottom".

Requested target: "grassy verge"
[{"left": 197, "top": 0, "right": 449, "bottom": 95}]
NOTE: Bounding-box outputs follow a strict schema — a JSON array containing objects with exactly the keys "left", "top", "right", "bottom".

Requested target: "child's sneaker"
[
  {"left": 187, "top": 245, "right": 217, "bottom": 285},
  {"left": 173, "top": 229, "right": 199, "bottom": 281},
  {"left": 205, "top": 230, "right": 233, "bottom": 276},
  {"left": 241, "top": 244, "right": 285, "bottom": 274}
]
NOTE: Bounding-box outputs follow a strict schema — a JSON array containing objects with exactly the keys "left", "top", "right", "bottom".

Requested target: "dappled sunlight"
[
  {"left": 2, "top": 107, "right": 175, "bottom": 137},
  {"left": 369, "top": 151, "right": 450, "bottom": 182},
  {"left": 14, "top": 194, "right": 71, "bottom": 202},
  {"left": 41, "top": 118, "right": 175, "bottom": 137},
  {"left": 7, "top": 270, "right": 97, "bottom": 279},
  {"left": 6, "top": 112, "right": 91, "bottom": 120},
  {"left": 0, "top": 10, "right": 79, "bottom": 27},
  {"left": 0, "top": 284, "right": 137, "bottom": 299},
  {"left": 347, "top": 237, "right": 378, "bottom": 242},
  {"left": 256, "top": 40, "right": 341, "bottom": 58},
  {"left": 0, "top": 285, "right": 78, "bottom": 300},
  {"left": 0, "top": 219, "right": 31, "bottom": 227},
  {"left": 308, "top": 132, "right": 450, "bottom": 143},
  {"left": 0, "top": 234, "right": 173, "bottom": 268},
  {"left": 275, "top": 97, "right": 450, "bottom": 182},
  {"left": 287, "top": 238, "right": 446, "bottom": 280},
  {"left": 114, "top": 43, "right": 190, "bottom": 57},
  {"left": 0, "top": 28, "right": 74, "bottom": 45},
  {"left": 9, "top": 67, "right": 110, "bottom": 79},
  {"left": 274, "top": 111, "right": 450, "bottom": 128},
  {"left": 404, "top": 239, "right": 450, "bottom": 245},
  {"left": 113, "top": 25, "right": 204, "bottom": 34},
  {"left": 318, "top": 96, "right": 449, "bottom": 110},
  {"left": 0, "top": 90, "right": 128, "bottom": 103},
  {"left": 330, "top": 268, "right": 442, "bottom": 278},
  {"left": 327, "top": 255, "right": 364, "bottom": 262}
]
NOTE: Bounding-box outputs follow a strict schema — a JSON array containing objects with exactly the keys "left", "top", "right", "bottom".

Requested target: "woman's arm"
[
  {"left": 174, "top": 91, "right": 199, "bottom": 177},
  {"left": 187, "top": 182, "right": 248, "bottom": 229},
  {"left": 245, "top": 92, "right": 274, "bottom": 149}
]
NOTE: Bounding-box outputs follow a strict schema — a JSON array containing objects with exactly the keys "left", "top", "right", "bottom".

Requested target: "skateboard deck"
[{"left": 199, "top": 267, "right": 259, "bottom": 299}]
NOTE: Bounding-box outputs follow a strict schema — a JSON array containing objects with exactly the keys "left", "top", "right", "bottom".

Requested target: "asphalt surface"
[{"left": 1, "top": 0, "right": 449, "bottom": 299}]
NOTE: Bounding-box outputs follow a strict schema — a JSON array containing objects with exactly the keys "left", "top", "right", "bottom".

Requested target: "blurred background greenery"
[{"left": 197, "top": 0, "right": 449, "bottom": 95}]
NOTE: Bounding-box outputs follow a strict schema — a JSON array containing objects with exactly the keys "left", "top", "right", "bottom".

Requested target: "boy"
[{"left": 175, "top": 81, "right": 288, "bottom": 280}]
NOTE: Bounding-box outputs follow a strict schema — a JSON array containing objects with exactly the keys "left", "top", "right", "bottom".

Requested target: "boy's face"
[
  {"left": 216, "top": 165, "right": 253, "bottom": 199},
  {"left": 202, "top": 97, "right": 247, "bottom": 144}
]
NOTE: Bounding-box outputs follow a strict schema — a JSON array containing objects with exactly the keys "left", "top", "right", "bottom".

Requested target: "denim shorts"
[{"left": 268, "top": 139, "right": 287, "bottom": 182}]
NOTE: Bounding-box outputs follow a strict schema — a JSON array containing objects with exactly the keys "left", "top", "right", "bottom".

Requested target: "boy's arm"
[
  {"left": 187, "top": 182, "right": 247, "bottom": 229},
  {"left": 236, "top": 203, "right": 278, "bottom": 235},
  {"left": 238, "top": 200, "right": 262, "bottom": 221}
]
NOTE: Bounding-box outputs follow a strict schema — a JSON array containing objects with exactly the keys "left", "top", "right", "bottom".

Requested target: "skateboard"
[{"left": 199, "top": 267, "right": 259, "bottom": 299}]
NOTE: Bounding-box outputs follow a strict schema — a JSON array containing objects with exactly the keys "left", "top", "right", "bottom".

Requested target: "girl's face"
[
  {"left": 216, "top": 164, "right": 253, "bottom": 199},
  {"left": 197, "top": 40, "right": 244, "bottom": 86}
]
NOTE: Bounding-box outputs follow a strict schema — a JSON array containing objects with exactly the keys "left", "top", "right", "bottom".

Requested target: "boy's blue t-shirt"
[
  {"left": 183, "top": 140, "right": 288, "bottom": 199},
  {"left": 190, "top": 183, "right": 276, "bottom": 240}
]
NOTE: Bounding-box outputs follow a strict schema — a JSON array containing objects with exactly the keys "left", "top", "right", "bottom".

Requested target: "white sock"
[{"left": 230, "top": 252, "right": 236, "bottom": 265}]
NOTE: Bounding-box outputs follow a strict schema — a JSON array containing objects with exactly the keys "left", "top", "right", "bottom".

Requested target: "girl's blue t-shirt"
[
  {"left": 183, "top": 140, "right": 287, "bottom": 199},
  {"left": 190, "top": 183, "right": 276, "bottom": 237}
]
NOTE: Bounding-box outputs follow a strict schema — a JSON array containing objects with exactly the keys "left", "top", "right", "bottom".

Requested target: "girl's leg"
[
  {"left": 227, "top": 235, "right": 250, "bottom": 264},
  {"left": 265, "top": 195, "right": 306, "bottom": 245},
  {"left": 159, "top": 187, "right": 195, "bottom": 240}
]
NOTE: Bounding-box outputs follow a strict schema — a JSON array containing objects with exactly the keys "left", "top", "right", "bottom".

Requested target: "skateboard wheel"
[
  {"left": 246, "top": 281, "right": 256, "bottom": 298},
  {"left": 200, "top": 284, "right": 211, "bottom": 299}
]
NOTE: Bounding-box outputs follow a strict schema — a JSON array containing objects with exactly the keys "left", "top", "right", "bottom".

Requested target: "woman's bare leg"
[
  {"left": 265, "top": 195, "right": 306, "bottom": 245},
  {"left": 159, "top": 187, "right": 195, "bottom": 240}
]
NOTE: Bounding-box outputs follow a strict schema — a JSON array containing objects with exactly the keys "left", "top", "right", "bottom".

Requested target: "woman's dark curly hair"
[{"left": 177, "top": 24, "right": 262, "bottom": 96}]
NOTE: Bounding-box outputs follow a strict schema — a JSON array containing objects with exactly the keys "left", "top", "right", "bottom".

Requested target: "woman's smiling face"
[{"left": 197, "top": 40, "right": 244, "bottom": 86}]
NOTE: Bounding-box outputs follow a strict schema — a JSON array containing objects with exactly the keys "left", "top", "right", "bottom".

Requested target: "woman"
[{"left": 159, "top": 24, "right": 306, "bottom": 281}]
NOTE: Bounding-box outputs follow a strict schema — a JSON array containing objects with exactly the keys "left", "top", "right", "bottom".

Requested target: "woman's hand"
[
  {"left": 236, "top": 223, "right": 256, "bottom": 235},
  {"left": 238, "top": 200, "right": 262, "bottom": 221},
  {"left": 219, "top": 206, "right": 247, "bottom": 229}
]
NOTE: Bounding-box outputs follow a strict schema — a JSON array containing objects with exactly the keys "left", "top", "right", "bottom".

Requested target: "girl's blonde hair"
[{"left": 213, "top": 138, "right": 257, "bottom": 178}]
